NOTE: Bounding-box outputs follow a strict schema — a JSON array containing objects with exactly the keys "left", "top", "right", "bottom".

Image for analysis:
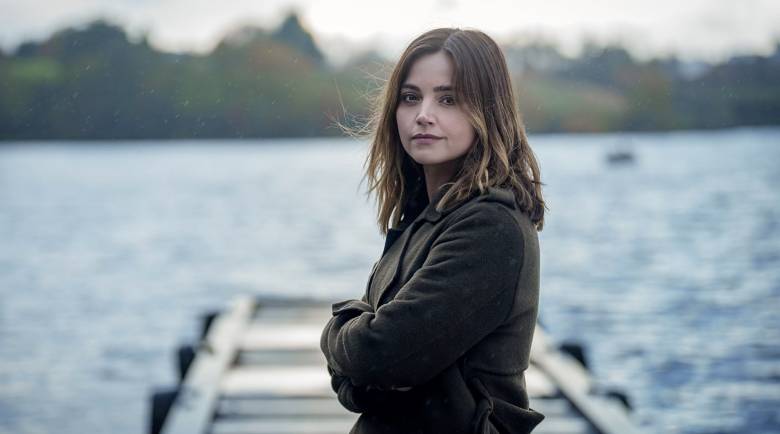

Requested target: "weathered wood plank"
[
  {"left": 236, "top": 348, "right": 326, "bottom": 366},
  {"left": 532, "top": 329, "right": 643, "bottom": 434},
  {"left": 220, "top": 366, "right": 332, "bottom": 397},
  {"left": 223, "top": 361, "right": 555, "bottom": 400},
  {"left": 254, "top": 306, "right": 332, "bottom": 324},
  {"left": 225, "top": 360, "right": 558, "bottom": 397},
  {"left": 216, "top": 396, "right": 350, "bottom": 418},
  {"left": 210, "top": 417, "right": 359, "bottom": 434},
  {"left": 161, "top": 297, "right": 255, "bottom": 434},
  {"left": 530, "top": 327, "right": 592, "bottom": 393},
  {"left": 240, "top": 324, "right": 323, "bottom": 350},
  {"left": 526, "top": 364, "right": 559, "bottom": 398},
  {"left": 215, "top": 395, "right": 576, "bottom": 420},
  {"left": 209, "top": 416, "right": 592, "bottom": 434},
  {"left": 532, "top": 417, "right": 594, "bottom": 434}
]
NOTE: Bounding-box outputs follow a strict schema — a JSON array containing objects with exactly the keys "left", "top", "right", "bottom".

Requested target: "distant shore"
[{"left": 2, "top": 16, "right": 778, "bottom": 141}]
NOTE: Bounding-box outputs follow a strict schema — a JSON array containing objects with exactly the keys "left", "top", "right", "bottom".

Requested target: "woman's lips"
[{"left": 412, "top": 136, "right": 442, "bottom": 144}]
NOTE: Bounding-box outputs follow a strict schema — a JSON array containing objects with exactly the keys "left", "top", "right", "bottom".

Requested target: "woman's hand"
[
  {"left": 391, "top": 386, "right": 414, "bottom": 391},
  {"left": 330, "top": 370, "right": 366, "bottom": 413},
  {"left": 367, "top": 384, "right": 413, "bottom": 392},
  {"left": 328, "top": 365, "right": 416, "bottom": 413}
]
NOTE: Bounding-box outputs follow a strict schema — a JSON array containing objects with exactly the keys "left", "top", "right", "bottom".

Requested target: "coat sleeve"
[
  {"left": 324, "top": 295, "right": 417, "bottom": 413},
  {"left": 320, "top": 202, "right": 524, "bottom": 389},
  {"left": 323, "top": 293, "right": 372, "bottom": 412}
]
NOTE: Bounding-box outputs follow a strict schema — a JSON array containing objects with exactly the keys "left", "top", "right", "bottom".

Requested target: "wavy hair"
[{"left": 340, "top": 27, "right": 546, "bottom": 234}]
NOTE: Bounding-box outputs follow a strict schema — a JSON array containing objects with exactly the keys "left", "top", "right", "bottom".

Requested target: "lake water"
[{"left": 0, "top": 128, "right": 778, "bottom": 434}]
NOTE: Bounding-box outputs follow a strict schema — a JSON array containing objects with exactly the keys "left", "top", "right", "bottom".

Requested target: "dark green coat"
[{"left": 320, "top": 182, "right": 545, "bottom": 433}]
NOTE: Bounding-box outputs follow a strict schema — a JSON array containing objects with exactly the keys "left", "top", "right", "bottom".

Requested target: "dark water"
[{"left": 0, "top": 129, "right": 778, "bottom": 434}]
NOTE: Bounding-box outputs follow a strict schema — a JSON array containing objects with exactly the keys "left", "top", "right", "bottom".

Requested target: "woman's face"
[{"left": 395, "top": 51, "right": 476, "bottom": 171}]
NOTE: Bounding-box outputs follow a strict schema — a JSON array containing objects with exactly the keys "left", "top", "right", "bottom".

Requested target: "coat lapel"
[
  {"left": 368, "top": 182, "right": 489, "bottom": 309},
  {"left": 370, "top": 183, "right": 455, "bottom": 308},
  {"left": 370, "top": 220, "right": 418, "bottom": 309}
]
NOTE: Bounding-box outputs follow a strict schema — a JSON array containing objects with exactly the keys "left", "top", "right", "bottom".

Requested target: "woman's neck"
[{"left": 423, "top": 158, "right": 462, "bottom": 202}]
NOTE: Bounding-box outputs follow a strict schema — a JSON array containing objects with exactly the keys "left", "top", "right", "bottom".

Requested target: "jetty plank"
[
  {"left": 156, "top": 296, "right": 644, "bottom": 434},
  {"left": 532, "top": 347, "right": 643, "bottom": 434},
  {"left": 159, "top": 297, "right": 255, "bottom": 434}
]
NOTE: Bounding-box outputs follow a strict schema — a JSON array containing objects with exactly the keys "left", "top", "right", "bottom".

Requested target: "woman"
[{"left": 320, "top": 27, "right": 547, "bottom": 434}]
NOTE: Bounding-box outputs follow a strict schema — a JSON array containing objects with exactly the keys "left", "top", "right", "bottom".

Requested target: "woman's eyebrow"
[{"left": 400, "top": 84, "right": 454, "bottom": 92}]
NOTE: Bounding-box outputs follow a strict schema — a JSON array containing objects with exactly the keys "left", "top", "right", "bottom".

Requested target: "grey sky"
[{"left": 1, "top": 0, "right": 778, "bottom": 63}]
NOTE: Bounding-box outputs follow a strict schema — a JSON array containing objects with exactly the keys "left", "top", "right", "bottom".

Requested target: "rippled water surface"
[{"left": 0, "top": 128, "right": 778, "bottom": 434}]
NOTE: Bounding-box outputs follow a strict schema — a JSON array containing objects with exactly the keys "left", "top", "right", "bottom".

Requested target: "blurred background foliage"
[{"left": 0, "top": 11, "right": 778, "bottom": 140}]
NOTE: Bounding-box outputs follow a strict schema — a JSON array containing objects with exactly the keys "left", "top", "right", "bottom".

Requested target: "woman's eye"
[
  {"left": 400, "top": 93, "right": 419, "bottom": 103},
  {"left": 441, "top": 95, "right": 456, "bottom": 105}
]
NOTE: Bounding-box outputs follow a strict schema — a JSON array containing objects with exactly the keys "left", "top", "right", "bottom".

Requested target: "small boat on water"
[
  {"left": 606, "top": 150, "right": 635, "bottom": 165},
  {"left": 149, "top": 295, "right": 645, "bottom": 434},
  {"left": 606, "top": 139, "right": 637, "bottom": 166}
]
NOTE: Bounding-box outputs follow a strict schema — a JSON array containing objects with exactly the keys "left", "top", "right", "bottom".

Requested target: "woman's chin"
[{"left": 409, "top": 153, "right": 448, "bottom": 167}]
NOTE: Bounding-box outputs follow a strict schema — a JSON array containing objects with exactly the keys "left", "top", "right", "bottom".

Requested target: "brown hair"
[{"left": 341, "top": 27, "right": 546, "bottom": 234}]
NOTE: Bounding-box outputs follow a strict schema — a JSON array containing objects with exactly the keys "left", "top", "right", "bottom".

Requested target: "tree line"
[{"left": 1, "top": 12, "right": 778, "bottom": 140}]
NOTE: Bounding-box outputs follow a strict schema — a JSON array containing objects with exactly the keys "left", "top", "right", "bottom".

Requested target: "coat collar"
[
  {"left": 395, "top": 182, "right": 519, "bottom": 230},
  {"left": 420, "top": 183, "right": 460, "bottom": 223},
  {"left": 419, "top": 183, "right": 517, "bottom": 224}
]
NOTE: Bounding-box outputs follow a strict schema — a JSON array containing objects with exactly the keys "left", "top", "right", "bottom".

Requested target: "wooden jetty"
[{"left": 150, "top": 295, "right": 644, "bottom": 434}]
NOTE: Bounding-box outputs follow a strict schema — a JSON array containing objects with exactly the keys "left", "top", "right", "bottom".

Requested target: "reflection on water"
[{"left": 0, "top": 128, "right": 778, "bottom": 434}]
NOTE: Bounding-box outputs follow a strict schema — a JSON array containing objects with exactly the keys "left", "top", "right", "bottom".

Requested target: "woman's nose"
[
  {"left": 416, "top": 104, "right": 434, "bottom": 125},
  {"left": 416, "top": 115, "right": 432, "bottom": 125}
]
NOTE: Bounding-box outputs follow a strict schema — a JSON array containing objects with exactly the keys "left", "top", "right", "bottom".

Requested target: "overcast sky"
[{"left": 1, "top": 0, "right": 779, "bottom": 64}]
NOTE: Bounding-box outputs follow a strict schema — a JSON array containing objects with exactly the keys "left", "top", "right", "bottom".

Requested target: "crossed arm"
[{"left": 320, "top": 203, "right": 524, "bottom": 411}]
